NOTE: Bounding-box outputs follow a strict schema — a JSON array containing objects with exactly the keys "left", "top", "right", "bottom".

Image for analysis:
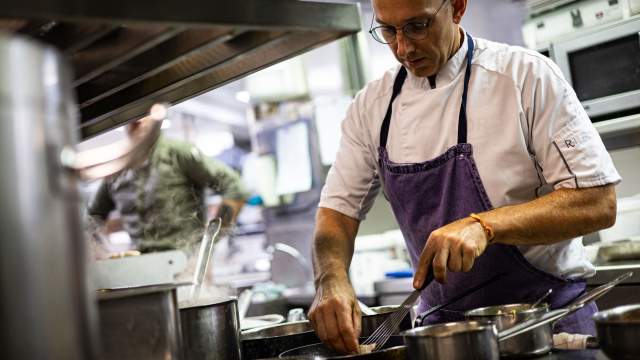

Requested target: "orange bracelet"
[{"left": 470, "top": 213, "right": 495, "bottom": 243}]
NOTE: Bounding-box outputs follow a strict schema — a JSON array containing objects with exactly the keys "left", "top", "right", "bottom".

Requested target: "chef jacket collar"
[{"left": 406, "top": 27, "right": 469, "bottom": 90}]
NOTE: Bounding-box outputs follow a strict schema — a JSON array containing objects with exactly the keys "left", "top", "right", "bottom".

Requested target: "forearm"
[
  {"left": 481, "top": 184, "right": 616, "bottom": 246},
  {"left": 312, "top": 207, "right": 360, "bottom": 287}
]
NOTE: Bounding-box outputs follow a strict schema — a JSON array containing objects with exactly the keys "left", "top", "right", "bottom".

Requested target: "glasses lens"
[
  {"left": 371, "top": 26, "right": 396, "bottom": 44},
  {"left": 404, "top": 22, "right": 429, "bottom": 40}
]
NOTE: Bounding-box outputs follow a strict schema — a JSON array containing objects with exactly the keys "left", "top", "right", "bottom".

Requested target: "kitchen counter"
[{"left": 587, "top": 260, "right": 640, "bottom": 310}]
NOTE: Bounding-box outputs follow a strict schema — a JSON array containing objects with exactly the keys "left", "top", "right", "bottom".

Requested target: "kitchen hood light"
[{"left": 235, "top": 91, "right": 251, "bottom": 104}]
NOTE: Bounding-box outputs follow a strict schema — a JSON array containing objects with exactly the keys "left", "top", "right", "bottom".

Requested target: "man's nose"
[{"left": 395, "top": 31, "right": 414, "bottom": 58}]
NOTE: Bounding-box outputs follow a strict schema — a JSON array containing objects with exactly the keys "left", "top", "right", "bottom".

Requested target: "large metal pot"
[
  {"left": 0, "top": 33, "right": 95, "bottom": 360},
  {"left": 593, "top": 304, "right": 640, "bottom": 360},
  {"left": 180, "top": 297, "right": 242, "bottom": 360},
  {"left": 97, "top": 283, "right": 184, "bottom": 360},
  {"left": 465, "top": 303, "right": 552, "bottom": 357}
]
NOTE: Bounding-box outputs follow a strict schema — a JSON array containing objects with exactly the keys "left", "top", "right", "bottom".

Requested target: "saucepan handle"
[
  {"left": 499, "top": 271, "right": 633, "bottom": 342},
  {"left": 60, "top": 103, "right": 167, "bottom": 181}
]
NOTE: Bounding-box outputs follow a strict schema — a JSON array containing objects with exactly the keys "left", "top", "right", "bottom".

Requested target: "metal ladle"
[
  {"left": 530, "top": 289, "right": 553, "bottom": 310},
  {"left": 189, "top": 217, "right": 223, "bottom": 300}
]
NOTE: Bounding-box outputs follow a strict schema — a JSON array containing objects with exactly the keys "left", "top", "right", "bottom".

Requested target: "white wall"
[
  {"left": 461, "top": 0, "right": 527, "bottom": 45},
  {"left": 610, "top": 147, "right": 640, "bottom": 198}
]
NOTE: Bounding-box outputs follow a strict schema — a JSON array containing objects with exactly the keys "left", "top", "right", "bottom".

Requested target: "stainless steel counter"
[{"left": 588, "top": 261, "right": 640, "bottom": 310}]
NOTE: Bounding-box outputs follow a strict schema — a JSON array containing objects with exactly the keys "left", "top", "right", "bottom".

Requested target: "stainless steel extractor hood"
[{"left": 0, "top": 0, "right": 361, "bottom": 138}]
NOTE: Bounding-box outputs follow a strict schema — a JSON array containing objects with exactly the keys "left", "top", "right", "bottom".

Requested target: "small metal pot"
[
  {"left": 242, "top": 320, "right": 319, "bottom": 359},
  {"left": 180, "top": 297, "right": 242, "bottom": 360},
  {"left": 96, "top": 283, "right": 183, "bottom": 360},
  {"left": 402, "top": 321, "right": 499, "bottom": 360},
  {"left": 465, "top": 303, "right": 552, "bottom": 357},
  {"left": 593, "top": 304, "right": 640, "bottom": 360}
]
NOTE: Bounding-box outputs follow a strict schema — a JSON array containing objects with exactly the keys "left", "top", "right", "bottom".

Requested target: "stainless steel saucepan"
[
  {"left": 179, "top": 218, "right": 242, "bottom": 360},
  {"left": 465, "top": 303, "right": 552, "bottom": 357}
]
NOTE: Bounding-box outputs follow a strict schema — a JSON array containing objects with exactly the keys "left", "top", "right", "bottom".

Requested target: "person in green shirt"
[{"left": 89, "top": 119, "right": 248, "bottom": 253}]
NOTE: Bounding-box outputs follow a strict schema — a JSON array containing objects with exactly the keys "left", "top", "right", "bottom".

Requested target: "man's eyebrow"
[{"left": 374, "top": 12, "right": 432, "bottom": 26}]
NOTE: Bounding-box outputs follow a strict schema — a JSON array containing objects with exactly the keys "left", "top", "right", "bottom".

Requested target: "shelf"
[{"left": 594, "top": 113, "right": 640, "bottom": 150}]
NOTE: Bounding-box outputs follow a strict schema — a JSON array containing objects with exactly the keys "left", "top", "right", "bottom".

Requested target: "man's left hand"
[{"left": 413, "top": 217, "right": 490, "bottom": 288}]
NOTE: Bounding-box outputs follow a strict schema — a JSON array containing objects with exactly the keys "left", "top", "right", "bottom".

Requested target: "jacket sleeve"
[
  {"left": 177, "top": 144, "right": 248, "bottom": 200},
  {"left": 88, "top": 180, "right": 115, "bottom": 220}
]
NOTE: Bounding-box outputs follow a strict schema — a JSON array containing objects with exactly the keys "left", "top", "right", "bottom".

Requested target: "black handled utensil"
[
  {"left": 359, "top": 272, "right": 434, "bottom": 351},
  {"left": 414, "top": 272, "right": 507, "bottom": 326}
]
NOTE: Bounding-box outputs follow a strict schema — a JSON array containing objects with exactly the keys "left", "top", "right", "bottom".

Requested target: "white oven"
[{"left": 552, "top": 17, "right": 640, "bottom": 121}]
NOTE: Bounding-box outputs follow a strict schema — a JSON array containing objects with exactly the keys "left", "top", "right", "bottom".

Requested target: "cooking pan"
[
  {"left": 242, "top": 305, "right": 410, "bottom": 359},
  {"left": 593, "top": 304, "right": 640, "bottom": 359},
  {"left": 279, "top": 335, "right": 407, "bottom": 359},
  {"left": 242, "top": 321, "right": 320, "bottom": 359}
]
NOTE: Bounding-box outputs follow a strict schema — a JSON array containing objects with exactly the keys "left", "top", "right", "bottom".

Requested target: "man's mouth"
[{"left": 406, "top": 57, "right": 426, "bottom": 67}]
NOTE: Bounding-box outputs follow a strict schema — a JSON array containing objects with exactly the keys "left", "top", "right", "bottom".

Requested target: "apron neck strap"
[
  {"left": 458, "top": 33, "right": 474, "bottom": 144},
  {"left": 379, "top": 33, "right": 475, "bottom": 149},
  {"left": 380, "top": 66, "right": 407, "bottom": 148}
]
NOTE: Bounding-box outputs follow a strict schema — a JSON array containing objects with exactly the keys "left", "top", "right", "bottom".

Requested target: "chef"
[{"left": 308, "top": 0, "right": 621, "bottom": 354}]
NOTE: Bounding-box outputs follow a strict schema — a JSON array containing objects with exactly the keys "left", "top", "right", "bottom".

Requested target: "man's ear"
[{"left": 451, "top": 0, "right": 468, "bottom": 24}]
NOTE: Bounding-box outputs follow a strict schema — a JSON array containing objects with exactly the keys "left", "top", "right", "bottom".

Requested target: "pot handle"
[
  {"left": 60, "top": 103, "right": 167, "bottom": 181},
  {"left": 498, "top": 271, "right": 633, "bottom": 342}
]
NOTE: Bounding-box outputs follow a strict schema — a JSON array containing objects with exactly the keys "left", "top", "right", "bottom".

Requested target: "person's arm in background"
[
  {"left": 86, "top": 180, "right": 116, "bottom": 259},
  {"left": 88, "top": 180, "right": 115, "bottom": 224},
  {"left": 177, "top": 144, "right": 248, "bottom": 228}
]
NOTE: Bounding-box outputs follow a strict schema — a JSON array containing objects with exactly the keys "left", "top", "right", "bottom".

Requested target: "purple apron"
[{"left": 377, "top": 34, "right": 596, "bottom": 335}]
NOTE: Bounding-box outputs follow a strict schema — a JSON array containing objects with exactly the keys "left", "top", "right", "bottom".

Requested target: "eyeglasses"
[{"left": 369, "top": 0, "right": 449, "bottom": 44}]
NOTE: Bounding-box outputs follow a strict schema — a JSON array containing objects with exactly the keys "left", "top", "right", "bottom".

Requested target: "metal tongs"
[{"left": 499, "top": 271, "right": 634, "bottom": 341}]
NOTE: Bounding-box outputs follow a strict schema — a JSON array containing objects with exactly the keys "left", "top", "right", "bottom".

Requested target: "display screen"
[{"left": 569, "top": 34, "right": 640, "bottom": 101}]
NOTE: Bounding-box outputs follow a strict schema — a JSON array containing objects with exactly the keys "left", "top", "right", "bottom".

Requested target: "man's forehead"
[{"left": 372, "top": 0, "right": 440, "bottom": 23}]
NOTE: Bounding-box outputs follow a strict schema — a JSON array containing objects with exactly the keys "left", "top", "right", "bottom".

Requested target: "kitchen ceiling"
[{"left": 0, "top": 0, "right": 361, "bottom": 139}]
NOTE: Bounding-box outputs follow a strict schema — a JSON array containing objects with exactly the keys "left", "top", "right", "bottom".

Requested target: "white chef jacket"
[{"left": 319, "top": 33, "right": 621, "bottom": 279}]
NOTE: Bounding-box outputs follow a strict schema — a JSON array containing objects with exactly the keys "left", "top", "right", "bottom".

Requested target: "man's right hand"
[{"left": 308, "top": 273, "right": 361, "bottom": 354}]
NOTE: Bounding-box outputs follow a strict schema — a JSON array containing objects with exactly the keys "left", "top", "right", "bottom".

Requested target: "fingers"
[
  {"left": 336, "top": 302, "right": 359, "bottom": 353},
  {"left": 461, "top": 242, "right": 476, "bottom": 272},
  {"left": 433, "top": 246, "right": 449, "bottom": 283},
  {"left": 352, "top": 304, "right": 362, "bottom": 340},
  {"left": 309, "top": 297, "right": 359, "bottom": 354},
  {"left": 414, "top": 238, "right": 436, "bottom": 289},
  {"left": 448, "top": 242, "right": 463, "bottom": 273}
]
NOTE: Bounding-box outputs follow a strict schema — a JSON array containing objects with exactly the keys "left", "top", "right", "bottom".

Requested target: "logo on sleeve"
[{"left": 564, "top": 138, "right": 576, "bottom": 148}]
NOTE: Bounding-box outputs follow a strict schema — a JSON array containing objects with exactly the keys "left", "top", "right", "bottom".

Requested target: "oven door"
[{"left": 553, "top": 18, "right": 640, "bottom": 119}]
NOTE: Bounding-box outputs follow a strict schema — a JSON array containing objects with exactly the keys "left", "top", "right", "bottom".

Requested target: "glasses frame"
[{"left": 368, "top": 0, "right": 450, "bottom": 44}]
